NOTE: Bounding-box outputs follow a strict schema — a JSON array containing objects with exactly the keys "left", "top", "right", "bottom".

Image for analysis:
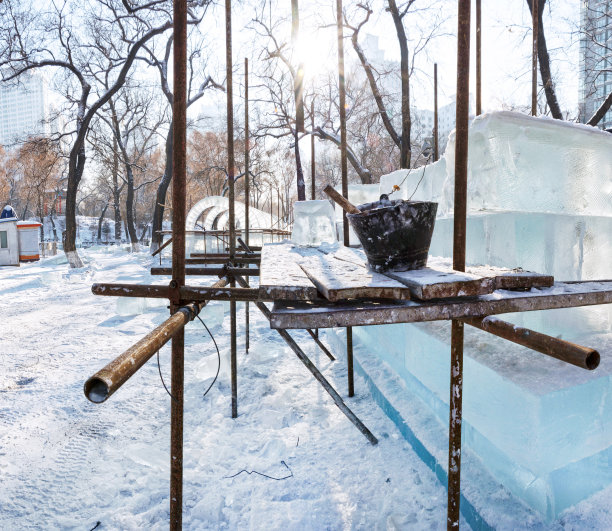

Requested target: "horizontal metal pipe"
[
  {"left": 85, "top": 278, "right": 228, "bottom": 403},
  {"left": 92, "top": 282, "right": 269, "bottom": 301},
  {"left": 151, "top": 267, "right": 260, "bottom": 276},
  {"left": 190, "top": 252, "right": 261, "bottom": 258},
  {"left": 92, "top": 283, "right": 170, "bottom": 298},
  {"left": 185, "top": 257, "right": 260, "bottom": 264},
  {"left": 463, "top": 316, "right": 600, "bottom": 370}
]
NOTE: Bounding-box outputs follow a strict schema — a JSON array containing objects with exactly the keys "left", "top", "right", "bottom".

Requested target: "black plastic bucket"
[{"left": 347, "top": 198, "right": 438, "bottom": 272}]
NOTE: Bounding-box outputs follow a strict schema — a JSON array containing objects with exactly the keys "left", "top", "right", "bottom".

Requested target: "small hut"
[
  {"left": 0, "top": 206, "right": 19, "bottom": 266},
  {"left": 0, "top": 206, "right": 42, "bottom": 265}
]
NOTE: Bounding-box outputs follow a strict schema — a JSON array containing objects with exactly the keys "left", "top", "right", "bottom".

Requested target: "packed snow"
[
  {"left": 2, "top": 247, "right": 612, "bottom": 529},
  {"left": 1, "top": 247, "right": 455, "bottom": 530}
]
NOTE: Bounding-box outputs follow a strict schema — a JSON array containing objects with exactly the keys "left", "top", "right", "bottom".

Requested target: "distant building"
[
  {"left": 412, "top": 95, "right": 475, "bottom": 155},
  {"left": 579, "top": 0, "right": 612, "bottom": 129},
  {"left": 0, "top": 73, "right": 49, "bottom": 147},
  {"left": 357, "top": 34, "right": 473, "bottom": 159}
]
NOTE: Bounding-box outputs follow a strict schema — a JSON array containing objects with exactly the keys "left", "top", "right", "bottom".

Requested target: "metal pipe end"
[
  {"left": 586, "top": 351, "right": 600, "bottom": 370},
  {"left": 84, "top": 378, "right": 110, "bottom": 403}
]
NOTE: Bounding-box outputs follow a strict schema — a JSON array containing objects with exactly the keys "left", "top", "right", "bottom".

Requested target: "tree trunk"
[
  {"left": 112, "top": 138, "right": 122, "bottom": 243},
  {"left": 526, "top": 0, "right": 563, "bottom": 119},
  {"left": 150, "top": 121, "right": 173, "bottom": 252},
  {"left": 64, "top": 144, "right": 85, "bottom": 268},
  {"left": 124, "top": 165, "right": 139, "bottom": 250},
  {"left": 294, "top": 129, "right": 306, "bottom": 201},
  {"left": 388, "top": 0, "right": 411, "bottom": 167},
  {"left": 97, "top": 203, "right": 109, "bottom": 242},
  {"left": 49, "top": 211, "right": 58, "bottom": 242},
  {"left": 587, "top": 90, "right": 612, "bottom": 127}
]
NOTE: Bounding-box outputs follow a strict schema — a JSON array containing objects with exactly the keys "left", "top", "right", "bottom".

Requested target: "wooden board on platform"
[
  {"left": 465, "top": 264, "right": 554, "bottom": 290},
  {"left": 325, "top": 250, "right": 553, "bottom": 299},
  {"left": 259, "top": 243, "right": 319, "bottom": 300},
  {"left": 295, "top": 250, "right": 411, "bottom": 302},
  {"left": 384, "top": 268, "right": 495, "bottom": 300}
]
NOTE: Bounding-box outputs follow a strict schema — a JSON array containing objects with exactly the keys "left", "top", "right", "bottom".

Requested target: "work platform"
[{"left": 256, "top": 242, "right": 612, "bottom": 330}]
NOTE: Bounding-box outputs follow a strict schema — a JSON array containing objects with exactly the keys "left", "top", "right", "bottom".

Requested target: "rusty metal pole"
[
  {"left": 532, "top": 0, "right": 538, "bottom": 116},
  {"left": 449, "top": 0, "right": 471, "bottom": 529},
  {"left": 434, "top": 63, "right": 439, "bottom": 161},
  {"left": 244, "top": 58, "right": 250, "bottom": 248},
  {"left": 225, "top": 0, "right": 238, "bottom": 419},
  {"left": 475, "top": 0, "right": 482, "bottom": 116},
  {"left": 311, "top": 98, "right": 316, "bottom": 200},
  {"left": 244, "top": 57, "right": 250, "bottom": 356},
  {"left": 170, "top": 0, "right": 187, "bottom": 527},
  {"left": 336, "top": 0, "right": 349, "bottom": 247},
  {"left": 336, "top": 0, "right": 354, "bottom": 399}
]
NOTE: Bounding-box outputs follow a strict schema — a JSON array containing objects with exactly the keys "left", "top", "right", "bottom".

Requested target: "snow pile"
[{"left": 0, "top": 248, "right": 455, "bottom": 529}]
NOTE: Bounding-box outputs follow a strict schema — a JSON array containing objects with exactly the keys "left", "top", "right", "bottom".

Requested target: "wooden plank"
[
  {"left": 269, "top": 281, "right": 612, "bottom": 329},
  {"left": 328, "top": 250, "right": 552, "bottom": 295},
  {"left": 259, "top": 243, "right": 319, "bottom": 300},
  {"left": 295, "top": 251, "right": 411, "bottom": 302},
  {"left": 384, "top": 267, "right": 494, "bottom": 300},
  {"left": 466, "top": 264, "right": 553, "bottom": 290}
]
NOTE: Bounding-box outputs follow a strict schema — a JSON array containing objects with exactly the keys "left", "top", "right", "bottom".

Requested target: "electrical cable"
[
  {"left": 155, "top": 312, "right": 220, "bottom": 402},
  {"left": 196, "top": 314, "right": 221, "bottom": 399},
  {"left": 224, "top": 460, "right": 293, "bottom": 481},
  {"left": 157, "top": 349, "right": 178, "bottom": 403}
]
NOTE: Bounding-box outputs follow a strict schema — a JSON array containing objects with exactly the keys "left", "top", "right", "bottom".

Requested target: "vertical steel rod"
[
  {"left": 532, "top": 0, "right": 538, "bottom": 116},
  {"left": 449, "top": 0, "right": 471, "bottom": 528},
  {"left": 225, "top": 0, "right": 238, "bottom": 419},
  {"left": 244, "top": 57, "right": 250, "bottom": 355},
  {"left": 170, "top": 0, "right": 187, "bottom": 528},
  {"left": 347, "top": 326, "right": 354, "bottom": 397},
  {"left": 475, "top": 0, "right": 482, "bottom": 116},
  {"left": 336, "top": 0, "right": 349, "bottom": 247},
  {"left": 434, "top": 63, "right": 439, "bottom": 162},
  {"left": 337, "top": 0, "right": 352, "bottom": 400},
  {"left": 311, "top": 98, "right": 316, "bottom": 200},
  {"left": 244, "top": 57, "right": 250, "bottom": 247}
]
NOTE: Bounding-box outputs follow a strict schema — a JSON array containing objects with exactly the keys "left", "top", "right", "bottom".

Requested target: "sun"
[{"left": 294, "top": 29, "right": 337, "bottom": 83}]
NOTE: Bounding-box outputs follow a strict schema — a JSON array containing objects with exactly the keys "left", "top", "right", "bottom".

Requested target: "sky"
[{"left": 219, "top": 0, "right": 583, "bottom": 118}]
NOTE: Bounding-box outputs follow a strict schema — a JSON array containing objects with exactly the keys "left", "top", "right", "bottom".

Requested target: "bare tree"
[
  {"left": 0, "top": 0, "right": 176, "bottom": 266},
  {"left": 526, "top": 0, "right": 563, "bottom": 119},
  {"left": 251, "top": 9, "right": 307, "bottom": 200},
  {"left": 139, "top": 26, "right": 223, "bottom": 252}
]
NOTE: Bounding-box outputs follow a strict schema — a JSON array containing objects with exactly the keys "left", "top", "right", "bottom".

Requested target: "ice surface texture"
[
  {"left": 291, "top": 200, "right": 337, "bottom": 246},
  {"left": 381, "top": 111, "right": 612, "bottom": 217},
  {"left": 346, "top": 112, "right": 612, "bottom": 519}
]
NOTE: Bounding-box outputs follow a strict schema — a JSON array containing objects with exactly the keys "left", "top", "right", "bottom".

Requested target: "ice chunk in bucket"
[{"left": 291, "top": 200, "right": 337, "bottom": 246}]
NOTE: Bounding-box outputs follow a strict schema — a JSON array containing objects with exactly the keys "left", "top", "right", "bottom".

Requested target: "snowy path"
[{"left": 0, "top": 249, "right": 453, "bottom": 530}]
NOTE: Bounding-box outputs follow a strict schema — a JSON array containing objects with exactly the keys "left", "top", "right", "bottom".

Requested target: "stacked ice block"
[{"left": 346, "top": 112, "right": 612, "bottom": 519}]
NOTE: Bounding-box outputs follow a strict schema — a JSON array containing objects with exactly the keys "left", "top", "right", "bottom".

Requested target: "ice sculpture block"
[
  {"left": 381, "top": 112, "right": 612, "bottom": 217},
  {"left": 442, "top": 112, "right": 612, "bottom": 216},
  {"left": 350, "top": 318, "right": 612, "bottom": 520},
  {"left": 291, "top": 200, "right": 337, "bottom": 246},
  {"left": 353, "top": 112, "right": 612, "bottom": 520}
]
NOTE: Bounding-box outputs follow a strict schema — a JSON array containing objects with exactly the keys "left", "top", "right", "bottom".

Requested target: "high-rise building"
[
  {"left": 0, "top": 73, "right": 49, "bottom": 147},
  {"left": 579, "top": 0, "right": 612, "bottom": 129}
]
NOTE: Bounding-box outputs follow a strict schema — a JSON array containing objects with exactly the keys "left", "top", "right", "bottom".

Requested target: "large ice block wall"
[
  {"left": 380, "top": 111, "right": 612, "bottom": 217},
  {"left": 347, "top": 112, "right": 612, "bottom": 520}
]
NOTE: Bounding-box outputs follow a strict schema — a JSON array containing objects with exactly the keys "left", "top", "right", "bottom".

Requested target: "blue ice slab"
[
  {"left": 325, "top": 319, "right": 612, "bottom": 522},
  {"left": 319, "top": 211, "right": 612, "bottom": 521}
]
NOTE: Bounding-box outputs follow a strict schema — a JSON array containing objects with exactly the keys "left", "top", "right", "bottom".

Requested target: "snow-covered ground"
[
  {"left": 0, "top": 248, "right": 454, "bottom": 530},
  {"left": 1, "top": 248, "right": 611, "bottom": 530}
]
